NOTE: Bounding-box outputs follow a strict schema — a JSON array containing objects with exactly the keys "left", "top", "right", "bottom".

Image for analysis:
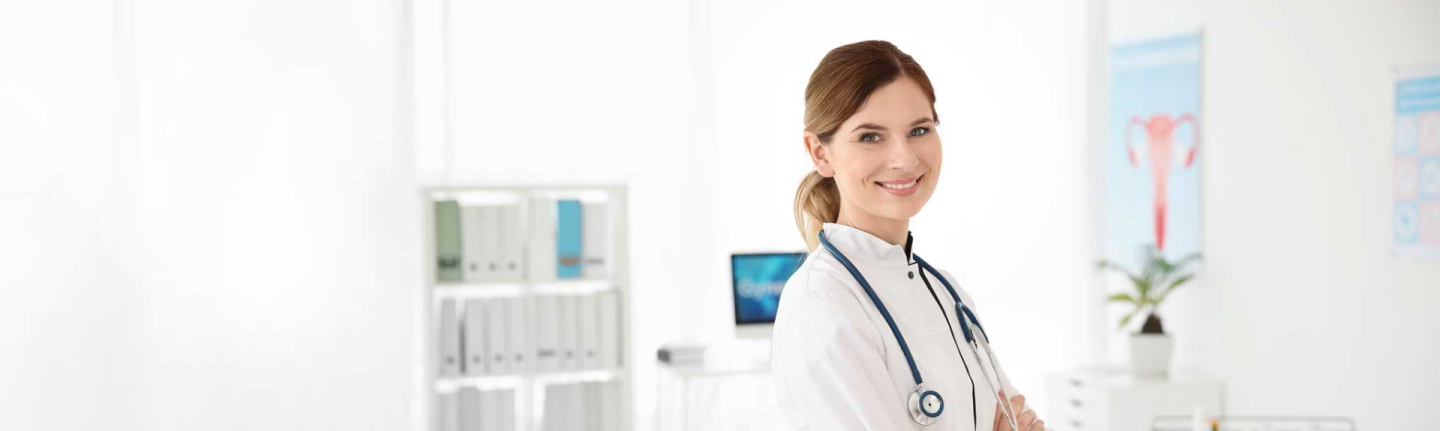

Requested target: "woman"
[{"left": 771, "top": 40, "right": 1047, "bottom": 431}]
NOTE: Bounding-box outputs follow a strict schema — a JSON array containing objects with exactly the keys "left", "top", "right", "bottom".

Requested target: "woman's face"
[{"left": 807, "top": 76, "right": 941, "bottom": 223}]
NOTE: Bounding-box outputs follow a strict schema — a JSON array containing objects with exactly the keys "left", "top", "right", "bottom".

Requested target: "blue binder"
[{"left": 556, "top": 200, "right": 583, "bottom": 278}]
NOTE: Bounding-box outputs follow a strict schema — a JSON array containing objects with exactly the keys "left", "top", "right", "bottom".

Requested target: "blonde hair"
[{"left": 793, "top": 40, "right": 938, "bottom": 251}]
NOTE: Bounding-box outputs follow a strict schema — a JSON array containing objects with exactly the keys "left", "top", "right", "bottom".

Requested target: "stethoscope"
[{"left": 818, "top": 230, "right": 1022, "bottom": 429}]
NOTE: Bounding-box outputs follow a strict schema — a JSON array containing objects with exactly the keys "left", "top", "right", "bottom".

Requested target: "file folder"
[
  {"left": 507, "top": 297, "right": 530, "bottom": 374},
  {"left": 578, "top": 294, "right": 600, "bottom": 370},
  {"left": 462, "top": 206, "right": 500, "bottom": 283},
  {"left": 497, "top": 389, "right": 515, "bottom": 431},
  {"left": 458, "top": 388, "right": 480, "bottom": 431},
  {"left": 437, "top": 391, "right": 459, "bottom": 431},
  {"left": 486, "top": 298, "right": 510, "bottom": 375},
  {"left": 527, "top": 198, "right": 557, "bottom": 282},
  {"left": 597, "top": 292, "right": 620, "bottom": 370},
  {"left": 435, "top": 200, "right": 464, "bottom": 282},
  {"left": 439, "top": 299, "right": 462, "bottom": 376},
  {"left": 463, "top": 298, "right": 489, "bottom": 375},
  {"left": 480, "top": 389, "right": 501, "bottom": 431},
  {"left": 533, "top": 295, "right": 559, "bottom": 372},
  {"left": 581, "top": 202, "right": 607, "bottom": 279},
  {"left": 557, "top": 295, "right": 578, "bottom": 372},
  {"left": 555, "top": 200, "right": 583, "bottom": 278},
  {"left": 497, "top": 205, "right": 524, "bottom": 282}
]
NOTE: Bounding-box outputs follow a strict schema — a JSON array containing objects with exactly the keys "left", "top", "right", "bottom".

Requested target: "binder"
[
  {"left": 497, "top": 205, "right": 525, "bottom": 282},
  {"left": 457, "top": 387, "right": 480, "bottom": 431},
  {"left": 532, "top": 295, "right": 559, "bottom": 372},
  {"left": 597, "top": 292, "right": 620, "bottom": 370},
  {"left": 480, "top": 389, "right": 501, "bottom": 431},
  {"left": 497, "top": 389, "right": 515, "bottom": 431},
  {"left": 527, "top": 198, "right": 556, "bottom": 282},
  {"left": 581, "top": 203, "right": 607, "bottom": 279},
  {"left": 463, "top": 299, "right": 489, "bottom": 375},
  {"left": 596, "top": 382, "right": 616, "bottom": 431},
  {"left": 582, "top": 383, "right": 600, "bottom": 431},
  {"left": 462, "top": 206, "right": 500, "bottom": 283},
  {"left": 507, "top": 297, "right": 530, "bottom": 374},
  {"left": 486, "top": 298, "right": 510, "bottom": 375},
  {"left": 439, "top": 299, "right": 462, "bottom": 376},
  {"left": 557, "top": 295, "right": 578, "bottom": 372},
  {"left": 555, "top": 200, "right": 583, "bottom": 278},
  {"left": 578, "top": 294, "right": 601, "bottom": 370},
  {"left": 437, "top": 391, "right": 459, "bottom": 431},
  {"left": 435, "top": 200, "right": 464, "bottom": 282}
]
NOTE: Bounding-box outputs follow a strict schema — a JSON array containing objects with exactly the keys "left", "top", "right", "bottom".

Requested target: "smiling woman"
[
  {"left": 773, "top": 40, "right": 1047, "bottom": 431},
  {"left": 793, "top": 40, "right": 942, "bottom": 251}
]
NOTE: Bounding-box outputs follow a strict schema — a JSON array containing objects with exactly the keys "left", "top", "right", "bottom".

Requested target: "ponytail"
[{"left": 794, "top": 170, "right": 840, "bottom": 251}]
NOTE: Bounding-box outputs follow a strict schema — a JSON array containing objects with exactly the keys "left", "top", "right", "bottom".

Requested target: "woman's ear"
[{"left": 804, "top": 132, "right": 836, "bottom": 178}]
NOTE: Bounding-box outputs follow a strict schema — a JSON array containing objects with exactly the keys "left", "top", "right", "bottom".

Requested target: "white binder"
[
  {"left": 532, "top": 295, "right": 559, "bottom": 372},
  {"left": 480, "top": 389, "right": 501, "bottom": 431},
  {"left": 507, "top": 297, "right": 530, "bottom": 374},
  {"left": 463, "top": 299, "right": 489, "bottom": 375},
  {"left": 457, "top": 388, "right": 480, "bottom": 431},
  {"left": 497, "top": 389, "right": 515, "bottom": 431},
  {"left": 527, "top": 198, "right": 556, "bottom": 282},
  {"left": 497, "top": 205, "right": 525, "bottom": 282},
  {"left": 581, "top": 203, "right": 607, "bottom": 279},
  {"left": 582, "top": 383, "right": 600, "bottom": 431},
  {"left": 557, "top": 295, "right": 578, "bottom": 372},
  {"left": 438, "top": 299, "right": 462, "bottom": 376},
  {"left": 578, "top": 294, "right": 601, "bottom": 370},
  {"left": 597, "top": 292, "right": 620, "bottom": 371},
  {"left": 485, "top": 298, "right": 510, "bottom": 375},
  {"left": 596, "top": 382, "right": 615, "bottom": 431},
  {"left": 437, "top": 391, "right": 459, "bottom": 431},
  {"left": 462, "top": 206, "right": 500, "bottom": 283}
]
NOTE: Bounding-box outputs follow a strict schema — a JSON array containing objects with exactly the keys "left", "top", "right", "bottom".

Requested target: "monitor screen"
[{"left": 731, "top": 252, "right": 806, "bottom": 325}]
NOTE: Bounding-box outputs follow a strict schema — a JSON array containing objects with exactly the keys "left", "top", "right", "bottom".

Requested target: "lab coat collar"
[{"left": 821, "top": 222, "right": 916, "bottom": 268}]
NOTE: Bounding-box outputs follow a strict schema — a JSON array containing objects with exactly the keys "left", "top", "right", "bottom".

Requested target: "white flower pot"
[{"left": 1129, "top": 334, "right": 1173, "bottom": 379}]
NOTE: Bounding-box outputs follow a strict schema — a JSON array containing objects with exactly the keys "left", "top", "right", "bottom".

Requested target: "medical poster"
[
  {"left": 1393, "top": 64, "right": 1440, "bottom": 259},
  {"left": 1104, "top": 32, "right": 1203, "bottom": 267}
]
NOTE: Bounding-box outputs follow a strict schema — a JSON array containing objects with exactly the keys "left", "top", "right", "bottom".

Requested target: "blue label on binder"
[{"left": 556, "top": 200, "right": 583, "bottom": 278}]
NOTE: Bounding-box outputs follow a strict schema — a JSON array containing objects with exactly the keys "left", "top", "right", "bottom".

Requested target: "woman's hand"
[{"left": 993, "top": 393, "right": 1045, "bottom": 431}]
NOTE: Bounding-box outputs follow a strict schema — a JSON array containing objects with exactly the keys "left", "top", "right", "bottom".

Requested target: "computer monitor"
[{"left": 730, "top": 252, "right": 806, "bottom": 338}]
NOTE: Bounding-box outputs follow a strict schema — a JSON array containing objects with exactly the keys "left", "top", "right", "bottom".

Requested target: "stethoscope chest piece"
[{"left": 908, "top": 386, "right": 944, "bottom": 425}]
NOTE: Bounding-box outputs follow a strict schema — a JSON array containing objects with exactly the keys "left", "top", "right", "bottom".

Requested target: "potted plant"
[{"left": 1097, "top": 245, "right": 1200, "bottom": 378}]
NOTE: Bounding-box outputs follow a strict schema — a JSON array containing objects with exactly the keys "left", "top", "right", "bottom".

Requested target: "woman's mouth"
[{"left": 875, "top": 175, "right": 922, "bottom": 197}]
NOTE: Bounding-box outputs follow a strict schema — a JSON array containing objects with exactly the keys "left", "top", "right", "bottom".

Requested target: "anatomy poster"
[
  {"left": 1104, "top": 32, "right": 1203, "bottom": 267},
  {"left": 1394, "top": 65, "right": 1440, "bottom": 258}
]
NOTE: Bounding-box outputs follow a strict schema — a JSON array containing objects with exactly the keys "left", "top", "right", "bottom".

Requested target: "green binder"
[{"left": 435, "top": 200, "right": 464, "bottom": 282}]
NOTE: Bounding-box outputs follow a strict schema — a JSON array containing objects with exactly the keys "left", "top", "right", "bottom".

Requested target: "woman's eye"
[
  {"left": 859, "top": 133, "right": 881, "bottom": 143},
  {"left": 910, "top": 127, "right": 930, "bottom": 137}
]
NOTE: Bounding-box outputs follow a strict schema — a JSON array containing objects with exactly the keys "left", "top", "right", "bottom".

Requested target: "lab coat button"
[{"left": 908, "top": 271, "right": 914, "bottom": 279}]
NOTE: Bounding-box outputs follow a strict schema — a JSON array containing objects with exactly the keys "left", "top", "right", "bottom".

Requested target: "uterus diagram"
[{"left": 1126, "top": 113, "right": 1199, "bottom": 251}]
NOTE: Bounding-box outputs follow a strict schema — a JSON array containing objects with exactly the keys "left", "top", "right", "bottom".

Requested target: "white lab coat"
[{"left": 772, "top": 223, "right": 1019, "bottom": 431}]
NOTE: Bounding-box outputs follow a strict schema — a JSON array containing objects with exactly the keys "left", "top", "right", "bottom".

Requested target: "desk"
[
  {"left": 655, "top": 343, "right": 782, "bottom": 431},
  {"left": 1047, "top": 368, "right": 1223, "bottom": 431}
]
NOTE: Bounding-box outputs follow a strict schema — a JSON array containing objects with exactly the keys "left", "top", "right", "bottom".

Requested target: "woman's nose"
[{"left": 887, "top": 139, "right": 920, "bottom": 170}]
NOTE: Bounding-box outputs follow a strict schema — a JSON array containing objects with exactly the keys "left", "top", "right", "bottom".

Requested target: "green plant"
[{"left": 1096, "top": 245, "right": 1201, "bottom": 335}]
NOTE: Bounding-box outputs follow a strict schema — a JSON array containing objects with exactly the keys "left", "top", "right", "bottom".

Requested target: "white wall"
[
  {"left": 701, "top": 0, "right": 1100, "bottom": 415},
  {"left": 431, "top": 1, "right": 694, "bottom": 429},
  {"left": 1106, "top": 0, "right": 1440, "bottom": 428},
  {"left": 0, "top": 1, "right": 417, "bottom": 429}
]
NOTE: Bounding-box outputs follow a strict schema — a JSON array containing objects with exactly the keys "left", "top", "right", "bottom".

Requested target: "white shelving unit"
[{"left": 421, "top": 185, "right": 631, "bottom": 431}]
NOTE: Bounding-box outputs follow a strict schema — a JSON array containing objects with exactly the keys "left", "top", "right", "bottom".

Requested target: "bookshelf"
[{"left": 422, "top": 185, "right": 630, "bottom": 431}]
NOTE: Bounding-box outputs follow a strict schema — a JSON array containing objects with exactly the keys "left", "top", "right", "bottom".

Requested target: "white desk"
[{"left": 1047, "top": 368, "right": 1223, "bottom": 431}]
